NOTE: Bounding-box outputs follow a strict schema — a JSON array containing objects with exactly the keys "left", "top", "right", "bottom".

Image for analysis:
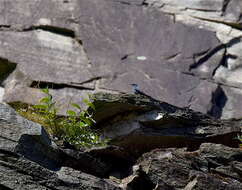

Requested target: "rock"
[
  {"left": 93, "top": 93, "right": 241, "bottom": 157},
  {"left": 0, "top": 0, "right": 227, "bottom": 117},
  {"left": 219, "top": 85, "right": 242, "bottom": 119},
  {"left": 1, "top": 92, "right": 242, "bottom": 189},
  {"left": 144, "top": 0, "right": 242, "bottom": 118},
  {"left": 0, "top": 151, "right": 65, "bottom": 190},
  {"left": 224, "top": 0, "right": 242, "bottom": 22},
  {"left": 87, "top": 145, "right": 135, "bottom": 179},
  {"left": 124, "top": 143, "right": 242, "bottom": 189},
  {"left": 0, "top": 103, "right": 61, "bottom": 170},
  {"left": 0, "top": 102, "right": 121, "bottom": 189},
  {"left": 0, "top": 87, "right": 4, "bottom": 103},
  {"left": 92, "top": 93, "right": 157, "bottom": 123},
  {"left": 57, "top": 167, "right": 121, "bottom": 190},
  {"left": 214, "top": 66, "right": 242, "bottom": 89},
  {"left": 0, "top": 150, "right": 121, "bottom": 190},
  {"left": 0, "top": 30, "right": 92, "bottom": 85},
  {"left": 60, "top": 145, "right": 135, "bottom": 179},
  {"left": 60, "top": 148, "right": 112, "bottom": 178},
  {"left": 0, "top": 58, "right": 16, "bottom": 85},
  {"left": 3, "top": 69, "right": 93, "bottom": 115}
]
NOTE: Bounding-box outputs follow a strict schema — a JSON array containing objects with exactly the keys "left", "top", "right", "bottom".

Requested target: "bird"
[
  {"left": 130, "top": 83, "right": 140, "bottom": 94},
  {"left": 130, "top": 83, "right": 151, "bottom": 97}
]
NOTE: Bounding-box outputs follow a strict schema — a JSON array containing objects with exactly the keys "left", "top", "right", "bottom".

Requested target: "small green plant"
[
  {"left": 33, "top": 88, "right": 60, "bottom": 136},
  {"left": 33, "top": 88, "right": 106, "bottom": 148}
]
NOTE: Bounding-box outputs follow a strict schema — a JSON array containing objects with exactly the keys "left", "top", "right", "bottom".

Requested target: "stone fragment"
[
  {"left": 0, "top": 87, "right": 4, "bottom": 103},
  {"left": 93, "top": 93, "right": 241, "bottom": 156},
  {"left": 0, "top": 102, "right": 121, "bottom": 190},
  {"left": 128, "top": 143, "right": 242, "bottom": 189},
  {"left": 0, "top": 103, "right": 60, "bottom": 169},
  {"left": 219, "top": 85, "right": 242, "bottom": 119}
]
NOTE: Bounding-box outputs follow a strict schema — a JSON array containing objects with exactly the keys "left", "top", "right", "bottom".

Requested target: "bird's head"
[{"left": 130, "top": 83, "right": 139, "bottom": 91}]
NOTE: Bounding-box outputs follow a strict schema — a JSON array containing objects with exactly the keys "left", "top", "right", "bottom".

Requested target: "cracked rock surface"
[
  {"left": 0, "top": 102, "right": 121, "bottom": 190},
  {"left": 1, "top": 93, "right": 242, "bottom": 189},
  {"left": 126, "top": 143, "right": 242, "bottom": 190},
  {"left": 1, "top": 0, "right": 242, "bottom": 118}
]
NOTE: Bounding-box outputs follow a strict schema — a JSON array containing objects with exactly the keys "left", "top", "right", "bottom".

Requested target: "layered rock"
[
  {"left": 1, "top": 0, "right": 240, "bottom": 118},
  {"left": 93, "top": 93, "right": 241, "bottom": 156},
  {"left": 1, "top": 93, "right": 242, "bottom": 189},
  {"left": 0, "top": 102, "right": 121, "bottom": 189},
  {"left": 123, "top": 143, "right": 242, "bottom": 190},
  {"left": 144, "top": 0, "right": 242, "bottom": 118}
]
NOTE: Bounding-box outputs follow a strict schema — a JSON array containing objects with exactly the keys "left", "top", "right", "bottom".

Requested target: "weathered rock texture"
[
  {"left": 0, "top": 0, "right": 242, "bottom": 118},
  {"left": 124, "top": 143, "right": 242, "bottom": 190},
  {"left": 1, "top": 93, "right": 242, "bottom": 189},
  {"left": 93, "top": 93, "right": 241, "bottom": 156},
  {"left": 0, "top": 102, "right": 121, "bottom": 190}
]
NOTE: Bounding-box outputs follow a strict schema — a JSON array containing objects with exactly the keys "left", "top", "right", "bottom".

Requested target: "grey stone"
[
  {"left": 0, "top": 102, "right": 121, "bottom": 190},
  {"left": 0, "top": 103, "right": 60, "bottom": 170},
  {"left": 0, "top": 30, "right": 92, "bottom": 85},
  {"left": 99, "top": 68, "right": 219, "bottom": 114},
  {"left": 128, "top": 143, "right": 242, "bottom": 189},
  {"left": 0, "top": 150, "right": 121, "bottom": 190},
  {"left": 0, "top": 0, "right": 224, "bottom": 117},
  {"left": 225, "top": 0, "right": 242, "bottom": 22},
  {"left": 0, "top": 87, "right": 4, "bottom": 103},
  {"left": 214, "top": 66, "right": 242, "bottom": 89},
  {"left": 1, "top": 90, "right": 242, "bottom": 189},
  {"left": 220, "top": 85, "right": 242, "bottom": 119},
  {"left": 60, "top": 148, "right": 112, "bottom": 178},
  {"left": 57, "top": 167, "right": 121, "bottom": 190},
  {"left": 93, "top": 93, "right": 241, "bottom": 156},
  {"left": 143, "top": 1, "right": 242, "bottom": 120}
]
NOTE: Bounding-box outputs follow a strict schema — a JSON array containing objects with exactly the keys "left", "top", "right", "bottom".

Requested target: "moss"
[{"left": 10, "top": 101, "right": 54, "bottom": 134}]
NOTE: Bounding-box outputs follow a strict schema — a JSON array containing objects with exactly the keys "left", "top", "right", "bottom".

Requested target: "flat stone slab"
[{"left": 0, "top": 0, "right": 226, "bottom": 117}]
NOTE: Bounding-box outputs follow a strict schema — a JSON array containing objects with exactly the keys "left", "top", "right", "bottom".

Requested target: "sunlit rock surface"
[{"left": 0, "top": 0, "right": 242, "bottom": 118}]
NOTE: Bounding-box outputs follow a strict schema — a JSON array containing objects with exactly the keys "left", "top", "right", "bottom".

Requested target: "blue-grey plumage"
[{"left": 130, "top": 83, "right": 139, "bottom": 93}]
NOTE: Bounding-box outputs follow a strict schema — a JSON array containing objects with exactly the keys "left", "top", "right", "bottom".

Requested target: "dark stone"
[
  {"left": 0, "top": 103, "right": 121, "bottom": 190},
  {"left": 93, "top": 93, "right": 241, "bottom": 157},
  {"left": 131, "top": 143, "right": 242, "bottom": 189},
  {"left": 1, "top": 92, "right": 242, "bottom": 189},
  {"left": 60, "top": 148, "right": 112, "bottom": 178},
  {"left": 0, "top": 103, "right": 61, "bottom": 170}
]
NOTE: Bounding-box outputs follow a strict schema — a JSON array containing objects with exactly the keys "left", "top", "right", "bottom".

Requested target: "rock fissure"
[
  {"left": 22, "top": 25, "right": 75, "bottom": 38},
  {"left": 222, "top": 0, "right": 231, "bottom": 15},
  {"left": 1, "top": 92, "right": 242, "bottom": 189},
  {"left": 0, "top": 25, "right": 11, "bottom": 30},
  {"left": 30, "top": 81, "right": 95, "bottom": 91},
  {"left": 190, "top": 45, "right": 225, "bottom": 71},
  {"left": 1, "top": 1, "right": 242, "bottom": 189},
  {"left": 191, "top": 15, "right": 242, "bottom": 30}
]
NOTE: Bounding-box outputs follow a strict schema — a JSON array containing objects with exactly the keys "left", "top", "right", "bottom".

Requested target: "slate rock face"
[
  {"left": 93, "top": 93, "right": 241, "bottom": 156},
  {"left": 144, "top": 0, "right": 242, "bottom": 118},
  {"left": 0, "top": 102, "right": 60, "bottom": 170},
  {"left": 0, "top": 103, "right": 121, "bottom": 190},
  {"left": 0, "top": 87, "right": 4, "bottom": 103},
  {"left": 0, "top": 0, "right": 235, "bottom": 118},
  {"left": 0, "top": 93, "right": 242, "bottom": 189},
  {"left": 126, "top": 143, "right": 242, "bottom": 190}
]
